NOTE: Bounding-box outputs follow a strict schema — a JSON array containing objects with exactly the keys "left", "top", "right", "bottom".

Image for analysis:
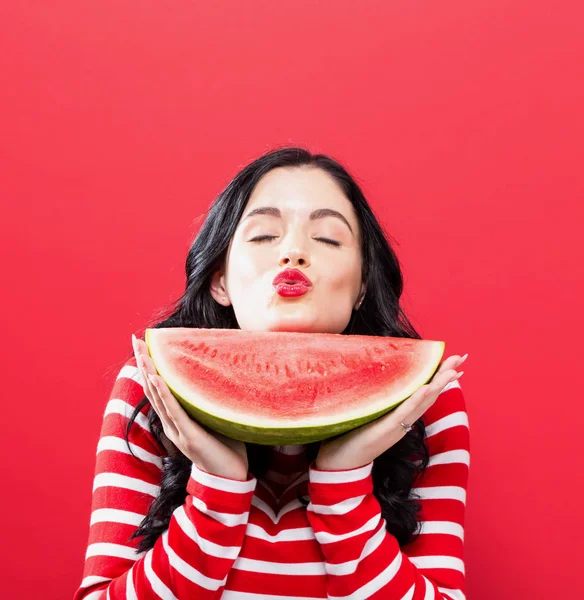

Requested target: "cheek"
[
  {"left": 325, "top": 257, "right": 362, "bottom": 291},
  {"left": 226, "top": 246, "right": 272, "bottom": 289}
]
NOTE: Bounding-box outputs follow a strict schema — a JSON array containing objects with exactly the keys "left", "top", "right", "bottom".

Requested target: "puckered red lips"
[{"left": 272, "top": 268, "right": 312, "bottom": 286}]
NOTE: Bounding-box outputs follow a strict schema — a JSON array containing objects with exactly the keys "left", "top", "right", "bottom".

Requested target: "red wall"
[{"left": 1, "top": 1, "right": 582, "bottom": 597}]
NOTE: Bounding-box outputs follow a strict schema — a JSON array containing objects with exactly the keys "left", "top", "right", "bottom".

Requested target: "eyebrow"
[{"left": 242, "top": 206, "right": 354, "bottom": 236}]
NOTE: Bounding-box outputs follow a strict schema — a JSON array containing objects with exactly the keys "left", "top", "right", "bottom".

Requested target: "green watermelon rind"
[{"left": 145, "top": 329, "right": 446, "bottom": 446}]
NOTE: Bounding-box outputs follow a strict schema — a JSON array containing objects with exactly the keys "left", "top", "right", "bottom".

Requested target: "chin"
[
  {"left": 268, "top": 323, "right": 312, "bottom": 333},
  {"left": 267, "top": 319, "right": 344, "bottom": 334},
  {"left": 250, "top": 305, "right": 349, "bottom": 334},
  {"left": 265, "top": 316, "right": 319, "bottom": 333}
]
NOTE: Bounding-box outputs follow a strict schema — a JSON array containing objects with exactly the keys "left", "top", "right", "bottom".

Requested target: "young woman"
[{"left": 73, "top": 146, "right": 469, "bottom": 600}]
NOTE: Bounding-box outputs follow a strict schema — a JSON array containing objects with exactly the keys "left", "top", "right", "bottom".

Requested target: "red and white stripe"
[{"left": 73, "top": 358, "right": 470, "bottom": 600}]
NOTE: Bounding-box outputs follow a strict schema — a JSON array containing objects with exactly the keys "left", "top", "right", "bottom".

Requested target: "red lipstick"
[{"left": 272, "top": 269, "right": 312, "bottom": 297}]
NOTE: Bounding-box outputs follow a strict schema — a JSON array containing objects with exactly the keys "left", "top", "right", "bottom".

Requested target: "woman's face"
[{"left": 210, "top": 166, "right": 366, "bottom": 333}]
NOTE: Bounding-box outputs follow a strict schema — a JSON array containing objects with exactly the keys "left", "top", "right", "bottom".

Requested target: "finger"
[
  {"left": 149, "top": 373, "right": 195, "bottom": 435},
  {"left": 389, "top": 383, "right": 430, "bottom": 423},
  {"left": 147, "top": 377, "right": 179, "bottom": 439},
  {"left": 435, "top": 358, "right": 465, "bottom": 387},
  {"left": 133, "top": 343, "right": 178, "bottom": 437},
  {"left": 132, "top": 338, "right": 155, "bottom": 393},
  {"left": 393, "top": 368, "right": 459, "bottom": 425},
  {"left": 428, "top": 369, "right": 461, "bottom": 397},
  {"left": 133, "top": 346, "right": 151, "bottom": 395},
  {"left": 134, "top": 348, "right": 157, "bottom": 403},
  {"left": 132, "top": 335, "right": 146, "bottom": 366},
  {"left": 132, "top": 337, "right": 153, "bottom": 371},
  {"left": 135, "top": 337, "right": 152, "bottom": 360},
  {"left": 146, "top": 372, "right": 178, "bottom": 435},
  {"left": 438, "top": 355, "right": 463, "bottom": 373},
  {"left": 139, "top": 354, "right": 168, "bottom": 415},
  {"left": 429, "top": 367, "right": 455, "bottom": 387}
]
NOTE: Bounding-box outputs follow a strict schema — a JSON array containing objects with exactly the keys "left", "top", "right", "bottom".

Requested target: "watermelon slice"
[{"left": 145, "top": 327, "right": 445, "bottom": 445}]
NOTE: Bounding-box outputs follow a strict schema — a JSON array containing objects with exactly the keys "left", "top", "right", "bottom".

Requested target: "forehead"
[{"left": 245, "top": 166, "right": 353, "bottom": 216}]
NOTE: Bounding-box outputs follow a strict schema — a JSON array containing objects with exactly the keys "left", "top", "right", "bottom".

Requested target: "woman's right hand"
[{"left": 132, "top": 334, "right": 250, "bottom": 482}]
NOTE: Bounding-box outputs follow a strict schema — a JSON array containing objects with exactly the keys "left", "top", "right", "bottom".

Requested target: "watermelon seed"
[{"left": 381, "top": 365, "right": 385, "bottom": 370}]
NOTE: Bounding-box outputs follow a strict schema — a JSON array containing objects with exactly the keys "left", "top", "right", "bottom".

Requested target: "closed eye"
[{"left": 250, "top": 235, "right": 341, "bottom": 247}]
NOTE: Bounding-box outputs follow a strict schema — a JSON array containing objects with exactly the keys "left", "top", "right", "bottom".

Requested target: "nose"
[
  {"left": 279, "top": 249, "right": 310, "bottom": 268},
  {"left": 278, "top": 228, "right": 311, "bottom": 267}
]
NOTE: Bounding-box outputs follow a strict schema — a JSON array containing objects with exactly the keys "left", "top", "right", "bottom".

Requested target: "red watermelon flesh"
[{"left": 145, "top": 327, "right": 445, "bottom": 445}]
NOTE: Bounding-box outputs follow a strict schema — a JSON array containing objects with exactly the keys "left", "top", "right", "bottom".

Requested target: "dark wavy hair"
[{"left": 121, "top": 145, "right": 430, "bottom": 553}]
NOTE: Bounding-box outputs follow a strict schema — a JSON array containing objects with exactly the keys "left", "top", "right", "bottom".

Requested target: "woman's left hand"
[{"left": 314, "top": 353, "right": 468, "bottom": 471}]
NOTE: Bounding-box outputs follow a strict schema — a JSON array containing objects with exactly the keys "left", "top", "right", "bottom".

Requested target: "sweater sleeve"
[
  {"left": 306, "top": 380, "right": 470, "bottom": 600},
  {"left": 73, "top": 356, "right": 258, "bottom": 600}
]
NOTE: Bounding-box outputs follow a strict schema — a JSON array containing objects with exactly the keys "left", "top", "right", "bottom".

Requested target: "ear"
[
  {"left": 355, "top": 282, "right": 367, "bottom": 309},
  {"left": 209, "top": 268, "right": 230, "bottom": 306}
]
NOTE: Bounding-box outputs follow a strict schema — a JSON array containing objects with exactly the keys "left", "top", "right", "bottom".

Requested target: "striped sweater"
[{"left": 73, "top": 356, "right": 470, "bottom": 600}]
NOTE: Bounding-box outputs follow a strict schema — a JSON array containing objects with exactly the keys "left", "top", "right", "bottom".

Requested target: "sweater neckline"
[
  {"left": 272, "top": 444, "right": 307, "bottom": 455},
  {"left": 267, "top": 444, "right": 309, "bottom": 478}
]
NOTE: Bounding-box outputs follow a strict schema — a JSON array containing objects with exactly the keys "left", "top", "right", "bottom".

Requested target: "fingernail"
[
  {"left": 456, "top": 371, "right": 464, "bottom": 378},
  {"left": 461, "top": 353, "right": 468, "bottom": 363}
]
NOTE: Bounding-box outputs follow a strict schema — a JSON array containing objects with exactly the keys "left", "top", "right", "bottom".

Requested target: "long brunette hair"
[{"left": 121, "top": 146, "right": 430, "bottom": 552}]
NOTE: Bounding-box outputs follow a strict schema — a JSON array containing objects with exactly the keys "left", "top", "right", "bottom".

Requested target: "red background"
[{"left": 1, "top": 1, "right": 582, "bottom": 598}]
